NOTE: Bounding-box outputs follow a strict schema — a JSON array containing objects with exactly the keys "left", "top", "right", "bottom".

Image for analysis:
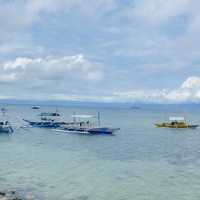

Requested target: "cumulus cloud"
[
  {"left": 0, "top": 54, "right": 105, "bottom": 100},
  {"left": 1, "top": 55, "right": 200, "bottom": 103},
  {"left": 113, "top": 76, "right": 200, "bottom": 103},
  {"left": 1, "top": 54, "right": 103, "bottom": 83},
  {"left": 36, "top": 76, "right": 200, "bottom": 103},
  {"left": 181, "top": 76, "right": 200, "bottom": 89},
  {"left": 3, "top": 57, "right": 42, "bottom": 70}
]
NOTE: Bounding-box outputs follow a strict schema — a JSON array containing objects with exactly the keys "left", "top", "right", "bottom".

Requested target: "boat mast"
[
  {"left": 1, "top": 107, "right": 6, "bottom": 118},
  {"left": 73, "top": 112, "right": 76, "bottom": 123},
  {"left": 97, "top": 112, "right": 101, "bottom": 127},
  {"left": 56, "top": 107, "right": 59, "bottom": 116}
]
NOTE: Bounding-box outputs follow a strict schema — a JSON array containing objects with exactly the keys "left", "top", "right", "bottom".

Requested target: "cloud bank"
[
  {"left": 114, "top": 76, "right": 200, "bottom": 103},
  {"left": 1, "top": 55, "right": 103, "bottom": 82},
  {"left": 1, "top": 0, "right": 200, "bottom": 103},
  {"left": 1, "top": 55, "right": 200, "bottom": 103}
]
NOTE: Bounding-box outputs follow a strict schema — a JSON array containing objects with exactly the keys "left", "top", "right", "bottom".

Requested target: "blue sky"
[{"left": 1, "top": 0, "right": 200, "bottom": 103}]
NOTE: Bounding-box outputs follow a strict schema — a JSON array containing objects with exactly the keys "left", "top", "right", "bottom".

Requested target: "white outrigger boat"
[
  {"left": 0, "top": 121, "right": 13, "bottom": 134},
  {"left": 0, "top": 108, "right": 13, "bottom": 134},
  {"left": 55, "top": 113, "right": 120, "bottom": 135}
]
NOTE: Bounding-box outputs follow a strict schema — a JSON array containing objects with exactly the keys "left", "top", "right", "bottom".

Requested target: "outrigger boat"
[
  {"left": 56, "top": 113, "right": 120, "bottom": 135},
  {"left": 32, "top": 106, "right": 40, "bottom": 110},
  {"left": 155, "top": 117, "right": 199, "bottom": 129},
  {"left": 0, "top": 121, "right": 13, "bottom": 134},
  {"left": 0, "top": 108, "right": 13, "bottom": 134},
  {"left": 23, "top": 111, "right": 66, "bottom": 128}
]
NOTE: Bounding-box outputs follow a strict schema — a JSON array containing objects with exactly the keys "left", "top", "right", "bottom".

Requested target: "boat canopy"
[
  {"left": 169, "top": 117, "right": 185, "bottom": 121},
  {"left": 71, "top": 114, "right": 95, "bottom": 118},
  {"left": 39, "top": 112, "right": 60, "bottom": 117}
]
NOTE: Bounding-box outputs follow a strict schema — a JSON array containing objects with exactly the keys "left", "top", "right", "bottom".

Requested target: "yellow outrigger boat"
[{"left": 155, "top": 117, "right": 199, "bottom": 129}]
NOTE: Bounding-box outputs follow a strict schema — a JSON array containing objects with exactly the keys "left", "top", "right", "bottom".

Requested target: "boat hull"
[
  {"left": 0, "top": 126, "right": 13, "bottom": 134},
  {"left": 155, "top": 123, "right": 199, "bottom": 129},
  {"left": 57, "top": 127, "right": 120, "bottom": 135},
  {"left": 32, "top": 106, "right": 40, "bottom": 110},
  {"left": 23, "top": 119, "right": 120, "bottom": 134},
  {"left": 88, "top": 127, "right": 119, "bottom": 134},
  {"left": 23, "top": 119, "right": 61, "bottom": 128}
]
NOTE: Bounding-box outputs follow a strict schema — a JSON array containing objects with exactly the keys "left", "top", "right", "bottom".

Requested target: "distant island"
[{"left": 130, "top": 106, "right": 141, "bottom": 110}]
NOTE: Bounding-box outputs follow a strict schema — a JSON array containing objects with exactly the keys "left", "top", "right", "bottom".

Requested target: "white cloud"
[
  {"left": 43, "top": 77, "right": 200, "bottom": 103},
  {"left": 1, "top": 60, "right": 200, "bottom": 103},
  {"left": 0, "top": 73, "right": 17, "bottom": 82},
  {"left": 0, "top": 0, "right": 118, "bottom": 57},
  {"left": 0, "top": 54, "right": 105, "bottom": 100},
  {"left": 1, "top": 54, "right": 103, "bottom": 83},
  {"left": 181, "top": 76, "right": 200, "bottom": 89},
  {"left": 3, "top": 57, "right": 42, "bottom": 70},
  {"left": 113, "top": 76, "right": 200, "bottom": 103}
]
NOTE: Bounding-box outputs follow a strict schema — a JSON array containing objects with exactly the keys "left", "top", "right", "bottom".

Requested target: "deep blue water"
[{"left": 1, "top": 104, "right": 200, "bottom": 199}]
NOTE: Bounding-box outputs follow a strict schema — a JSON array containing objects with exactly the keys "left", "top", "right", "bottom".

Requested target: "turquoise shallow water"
[{"left": 1, "top": 105, "right": 200, "bottom": 199}]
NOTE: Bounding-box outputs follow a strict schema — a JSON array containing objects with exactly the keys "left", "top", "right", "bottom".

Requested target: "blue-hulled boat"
[
  {"left": 88, "top": 127, "right": 120, "bottom": 134},
  {"left": 32, "top": 106, "right": 40, "bottom": 110},
  {"left": 24, "top": 111, "right": 120, "bottom": 134},
  {"left": 23, "top": 119, "right": 62, "bottom": 128},
  {"left": 57, "top": 126, "right": 119, "bottom": 135},
  {"left": 23, "top": 111, "right": 65, "bottom": 128},
  {"left": 56, "top": 113, "right": 120, "bottom": 135}
]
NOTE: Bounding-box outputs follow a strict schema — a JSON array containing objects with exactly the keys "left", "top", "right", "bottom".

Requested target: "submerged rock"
[
  {"left": 0, "top": 191, "right": 6, "bottom": 196},
  {"left": 0, "top": 189, "right": 43, "bottom": 200},
  {"left": 0, "top": 191, "right": 27, "bottom": 200}
]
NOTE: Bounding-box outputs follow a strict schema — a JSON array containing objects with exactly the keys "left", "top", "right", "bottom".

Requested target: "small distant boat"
[
  {"left": 155, "top": 117, "right": 199, "bottom": 129},
  {"left": 1, "top": 108, "right": 7, "bottom": 112},
  {"left": 32, "top": 106, "right": 40, "bottom": 110},
  {"left": 0, "top": 121, "right": 13, "bottom": 134},
  {"left": 130, "top": 106, "right": 140, "bottom": 110}
]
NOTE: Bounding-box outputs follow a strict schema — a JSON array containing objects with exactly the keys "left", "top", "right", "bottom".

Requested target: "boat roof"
[
  {"left": 169, "top": 117, "right": 185, "bottom": 121},
  {"left": 39, "top": 112, "right": 60, "bottom": 116},
  {"left": 71, "top": 114, "right": 95, "bottom": 118}
]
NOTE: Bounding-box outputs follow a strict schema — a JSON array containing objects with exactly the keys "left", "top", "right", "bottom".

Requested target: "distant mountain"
[
  {"left": 0, "top": 99, "right": 200, "bottom": 111},
  {"left": 0, "top": 99, "right": 131, "bottom": 109}
]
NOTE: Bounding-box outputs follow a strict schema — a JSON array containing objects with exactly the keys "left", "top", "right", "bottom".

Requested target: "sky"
[{"left": 1, "top": 0, "right": 200, "bottom": 103}]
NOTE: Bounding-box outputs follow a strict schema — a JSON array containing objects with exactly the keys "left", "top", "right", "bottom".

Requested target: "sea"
[{"left": 1, "top": 104, "right": 200, "bottom": 200}]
